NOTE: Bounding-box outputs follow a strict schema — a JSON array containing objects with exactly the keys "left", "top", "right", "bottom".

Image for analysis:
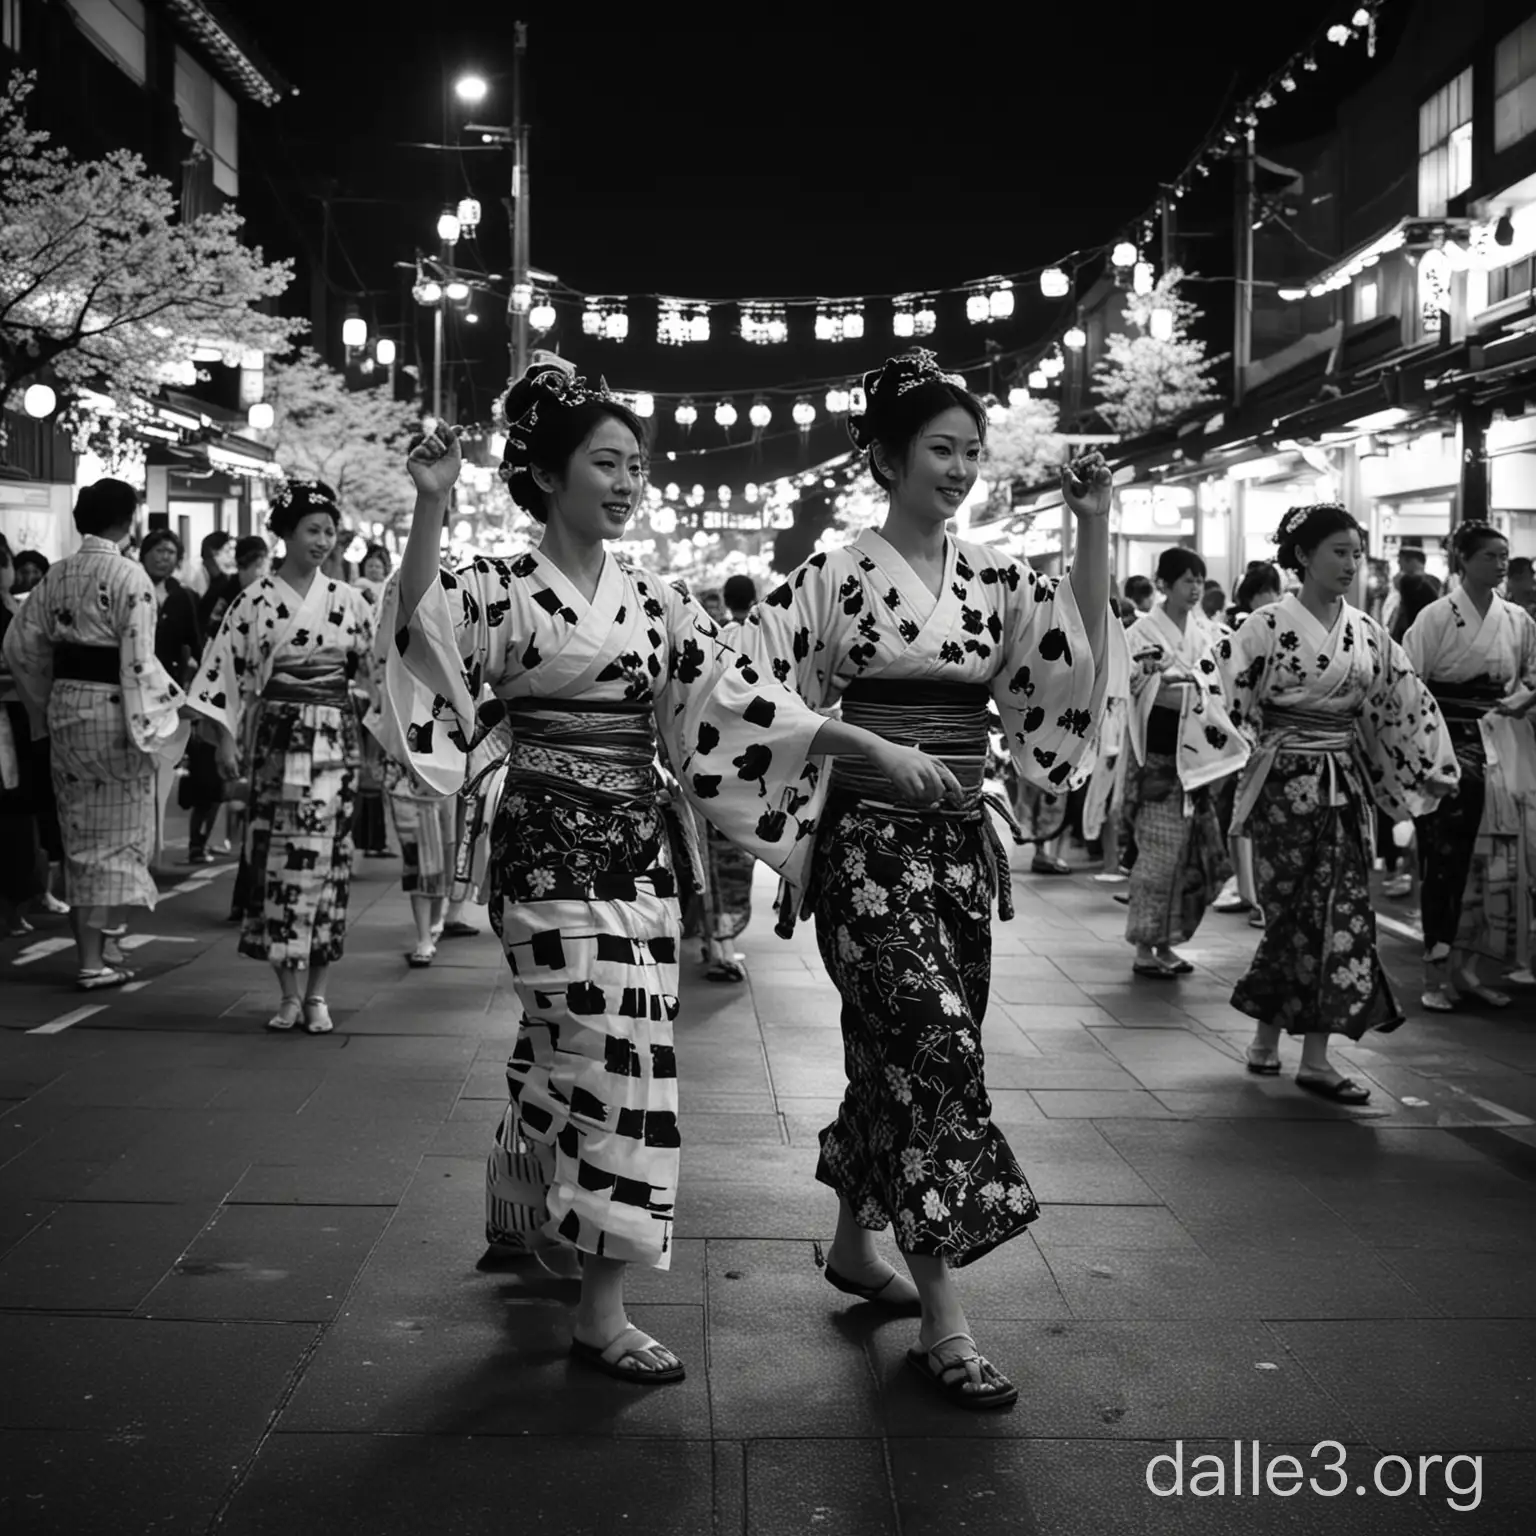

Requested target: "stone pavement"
[{"left": 2, "top": 834, "right": 1535, "bottom": 1535}]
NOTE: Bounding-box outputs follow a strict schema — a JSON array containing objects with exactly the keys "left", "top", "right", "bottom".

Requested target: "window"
[
  {"left": 1496, "top": 15, "right": 1536, "bottom": 152},
  {"left": 1354, "top": 276, "right": 1380, "bottom": 324},
  {"left": 1489, "top": 254, "right": 1535, "bottom": 306},
  {"left": 2, "top": 0, "right": 21, "bottom": 55},
  {"left": 1419, "top": 67, "right": 1473, "bottom": 217},
  {"left": 175, "top": 47, "right": 238, "bottom": 196},
  {"left": 63, "top": 0, "right": 146, "bottom": 86}
]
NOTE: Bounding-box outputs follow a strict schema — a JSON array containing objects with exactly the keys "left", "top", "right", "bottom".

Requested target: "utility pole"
[
  {"left": 509, "top": 21, "right": 530, "bottom": 383},
  {"left": 432, "top": 240, "right": 447, "bottom": 424},
  {"left": 1234, "top": 128, "right": 1256, "bottom": 412},
  {"left": 1160, "top": 190, "right": 1175, "bottom": 276}
]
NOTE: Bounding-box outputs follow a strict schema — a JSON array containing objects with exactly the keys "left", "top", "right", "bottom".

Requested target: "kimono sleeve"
[
  {"left": 1398, "top": 603, "right": 1443, "bottom": 676},
  {"left": 1359, "top": 621, "right": 1459, "bottom": 819},
  {"left": 186, "top": 583, "right": 262, "bottom": 740},
  {"left": 1215, "top": 609, "right": 1276, "bottom": 741},
  {"left": 733, "top": 555, "right": 841, "bottom": 709},
  {"left": 648, "top": 574, "right": 827, "bottom": 880},
  {"left": 116, "top": 566, "right": 185, "bottom": 757},
  {"left": 372, "top": 560, "right": 516, "bottom": 795},
  {"left": 1, "top": 585, "right": 52, "bottom": 735},
  {"left": 990, "top": 561, "right": 1128, "bottom": 793}
]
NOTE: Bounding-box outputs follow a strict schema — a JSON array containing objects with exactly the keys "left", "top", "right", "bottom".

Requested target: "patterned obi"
[
  {"left": 498, "top": 696, "right": 659, "bottom": 803},
  {"left": 262, "top": 665, "right": 351, "bottom": 707},
  {"left": 830, "top": 679, "right": 993, "bottom": 808},
  {"left": 54, "top": 643, "right": 119, "bottom": 684},
  {"left": 1425, "top": 674, "right": 1506, "bottom": 726},
  {"left": 1231, "top": 704, "right": 1364, "bottom": 838}
]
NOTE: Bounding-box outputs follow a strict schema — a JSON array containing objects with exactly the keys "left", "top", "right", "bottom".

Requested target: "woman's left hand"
[
  {"left": 1423, "top": 773, "right": 1458, "bottom": 800},
  {"left": 1061, "top": 451, "right": 1114, "bottom": 520},
  {"left": 1492, "top": 687, "right": 1536, "bottom": 718}
]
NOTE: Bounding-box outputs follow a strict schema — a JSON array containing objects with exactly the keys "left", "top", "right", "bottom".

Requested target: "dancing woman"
[
  {"left": 186, "top": 480, "right": 375, "bottom": 1034},
  {"left": 375, "top": 359, "right": 945, "bottom": 1388},
  {"left": 1218, "top": 504, "right": 1457, "bottom": 1102},
  {"left": 1121, "top": 548, "right": 1248, "bottom": 977},
  {"left": 1402, "top": 521, "right": 1536, "bottom": 1007},
  {"left": 736, "top": 349, "right": 1126, "bottom": 1410}
]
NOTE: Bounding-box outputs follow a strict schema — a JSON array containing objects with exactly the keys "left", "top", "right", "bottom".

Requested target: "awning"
[{"left": 1276, "top": 217, "right": 1475, "bottom": 302}]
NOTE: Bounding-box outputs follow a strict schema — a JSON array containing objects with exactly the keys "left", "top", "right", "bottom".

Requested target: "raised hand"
[
  {"left": 1061, "top": 451, "right": 1114, "bottom": 521},
  {"left": 408, "top": 422, "right": 463, "bottom": 499}
]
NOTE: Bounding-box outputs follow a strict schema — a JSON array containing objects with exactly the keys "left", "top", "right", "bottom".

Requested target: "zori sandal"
[
  {"left": 905, "top": 1332, "right": 1019, "bottom": 1411},
  {"left": 76, "top": 965, "right": 134, "bottom": 992},
  {"left": 569, "top": 1325, "right": 685, "bottom": 1385},
  {"left": 265, "top": 998, "right": 302, "bottom": 1031},
  {"left": 1295, "top": 1073, "right": 1371, "bottom": 1105},
  {"left": 824, "top": 1262, "right": 923, "bottom": 1316}
]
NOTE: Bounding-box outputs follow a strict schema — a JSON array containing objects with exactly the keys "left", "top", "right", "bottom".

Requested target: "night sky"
[{"left": 229, "top": 3, "right": 1366, "bottom": 482}]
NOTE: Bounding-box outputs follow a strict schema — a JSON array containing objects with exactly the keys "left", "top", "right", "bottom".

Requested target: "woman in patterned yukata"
[
  {"left": 1402, "top": 521, "right": 1536, "bottom": 1009},
  {"left": 2, "top": 480, "right": 187, "bottom": 989},
  {"left": 737, "top": 350, "right": 1125, "bottom": 1411},
  {"left": 186, "top": 480, "right": 375, "bottom": 1035},
  {"left": 1218, "top": 504, "right": 1458, "bottom": 1103},
  {"left": 381, "top": 359, "right": 945, "bottom": 1388},
  {"left": 1121, "top": 547, "right": 1248, "bottom": 978}
]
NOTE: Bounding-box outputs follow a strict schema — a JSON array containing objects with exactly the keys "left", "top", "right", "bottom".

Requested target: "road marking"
[
  {"left": 29, "top": 1005, "right": 108, "bottom": 1035},
  {"left": 118, "top": 934, "right": 199, "bottom": 951},
  {"left": 10, "top": 938, "right": 74, "bottom": 967},
  {"left": 1376, "top": 913, "right": 1421, "bottom": 944},
  {"left": 121, "top": 980, "right": 149, "bottom": 992}
]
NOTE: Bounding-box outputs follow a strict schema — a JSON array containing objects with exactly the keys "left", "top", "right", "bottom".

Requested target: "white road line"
[
  {"left": 118, "top": 934, "right": 199, "bottom": 951},
  {"left": 120, "top": 980, "right": 149, "bottom": 992},
  {"left": 10, "top": 938, "right": 74, "bottom": 967},
  {"left": 1376, "top": 914, "right": 1422, "bottom": 944},
  {"left": 29, "top": 1005, "right": 108, "bottom": 1035}
]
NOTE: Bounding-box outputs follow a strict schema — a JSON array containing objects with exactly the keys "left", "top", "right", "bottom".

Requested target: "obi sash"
[
  {"left": 1425, "top": 674, "right": 1505, "bottom": 725},
  {"left": 259, "top": 665, "right": 354, "bottom": 793},
  {"left": 54, "top": 643, "right": 119, "bottom": 684},
  {"left": 1230, "top": 704, "right": 1363, "bottom": 841}
]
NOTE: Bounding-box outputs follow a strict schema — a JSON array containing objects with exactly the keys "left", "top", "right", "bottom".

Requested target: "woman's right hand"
[
  {"left": 407, "top": 423, "right": 464, "bottom": 498},
  {"left": 871, "top": 741, "right": 964, "bottom": 806},
  {"left": 216, "top": 735, "right": 240, "bottom": 780}
]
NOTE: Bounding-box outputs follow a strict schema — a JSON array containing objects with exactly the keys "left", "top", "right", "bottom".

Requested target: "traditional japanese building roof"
[{"left": 164, "top": 0, "right": 290, "bottom": 109}]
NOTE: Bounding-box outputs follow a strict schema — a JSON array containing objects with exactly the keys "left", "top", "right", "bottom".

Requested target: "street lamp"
[
  {"left": 437, "top": 212, "right": 461, "bottom": 245},
  {"left": 455, "top": 74, "right": 488, "bottom": 104}
]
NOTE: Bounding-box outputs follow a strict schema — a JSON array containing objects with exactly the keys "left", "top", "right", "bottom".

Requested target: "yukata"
[
  {"left": 1122, "top": 606, "right": 1247, "bottom": 948},
  {"left": 373, "top": 550, "right": 828, "bottom": 1270},
  {"left": 2, "top": 536, "right": 186, "bottom": 922},
  {"left": 1403, "top": 592, "right": 1536, "bottom": 971},
  {"left": 187, "top": 575, "right": 375, "bottom": 968},
  {"left": 739, "top": 530, "right": 1125, "bottom": 1267},
  {"left": 1219, "top": 594, "right": 1456, "bottom": 1037}
]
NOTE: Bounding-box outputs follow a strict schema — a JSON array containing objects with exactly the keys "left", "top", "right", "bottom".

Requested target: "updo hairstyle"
[
  {"left": 73, "top": 479, "right": 138, "bottom": 536},
  {"left": 497, "top": 360, "right": 646, "bottom": 525},
  {"left": 1235, "top": 561, "right": 1281, "bottom": 610},
  {"left": 1273, "top": 502, "right": 1365, "bottom": 575},
  {"left": 849, "top": 349, "right": 987, "bottom": 493},
  {"left": 1446, "top": 519, "right": 1506, "bottom": 572},
  {"left": 1155, "top": 547, "right": 1206, "bottom": 585},
  {"left": 268, "top": 480, "right": 341, "bottom": 540}
]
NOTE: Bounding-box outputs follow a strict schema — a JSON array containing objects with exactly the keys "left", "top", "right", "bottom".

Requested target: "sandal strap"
[{"left": 598, "top": 1324, "right": 672, "bottom": 1368}]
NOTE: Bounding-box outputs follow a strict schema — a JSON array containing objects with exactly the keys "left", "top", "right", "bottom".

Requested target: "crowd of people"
[{"left": 2, "top": 345, "right": 1533, "bottom": 1411}]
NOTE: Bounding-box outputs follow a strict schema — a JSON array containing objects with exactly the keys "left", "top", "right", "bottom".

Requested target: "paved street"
[{"left": 2, "top": 827, "right": 1535, "bottom": 1535}]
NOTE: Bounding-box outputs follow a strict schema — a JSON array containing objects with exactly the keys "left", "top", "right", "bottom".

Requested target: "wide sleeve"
[
  {"left": 1358, "top": 621, "right": 1459, "bottom": 820},
  {"left": 185, "top": 583, "right": 263, "bottom": 741},
  {"left": 990, "top": 560, "right": 1128, "bottom": 794},
  {"left": 648, "top": 573, "right": 828, "bottom": 881},
  {"left": 1216, "top": 609, "right": 1275, "bottom": 743},
  {"left": 1, "top": 587, "right": 53, "bottom": 735},
  {"left": 371, "top": 559, "right": 515, "bottom": 795},
  {"left": 1399, "top": 603, "right": 1442, "bottom": 677},
  {"left": 117, "top": 566, "right": 185, "bottom": 756},
  {"left": 734, "top": 556, "right": 842, "bottom": 710}
]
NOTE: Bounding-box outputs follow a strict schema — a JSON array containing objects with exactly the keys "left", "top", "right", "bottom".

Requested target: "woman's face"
[
  {"left": 1300, "top": 529, "right": 1363, "bottom": 596},
  {"left": 12, "top": 560, "right": 44, "bottom": 594},
  {"left": 141, "top": 539, "right": 180, "bottom": 582},
  {"left": 239, "top": 555, "right": 269, "bottom": 587},
  {"left": 883, "top": 406, "right": 982, "bottom": 527},
  {"left": 283, "top": 512, "right": 338, "bottom": 572},
  {"left": 541, "top": 417, "right": 645, "bottom": 544},
  {"left": 1162, "top": 569, "right": 1205, "bottom": 614},
  {"left": 362, "top": 555, "right": 387, "bottom": 583},
  {"left": 1460, "top": 535, "right": 1509, "bottom": 591}
]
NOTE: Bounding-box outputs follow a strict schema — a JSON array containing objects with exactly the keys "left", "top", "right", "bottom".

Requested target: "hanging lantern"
[
  {"left": 1280, "top": 72, "right": 1297, "bottom": 92},
  {"left": 892, "top": 301, "right": 915, "bottom": 338},
  {"left": 529, "top": 296, "right": 556, "bottom": 332},
  {"left": 966, "top": 291, "right": 989, "bottom": 324},
  {"left": 688, "top": 306, "right": 710, "bottom": 343},
  {"left": 1133, "top": 261, "right": 1155, "bottom": 296},
  {"left": 375, "top": 338, "right": 396, "bottom": 366},
  {"left": 842, "top": 305, "right": 865, "bottom": 340},
  {"left": 714, "top": 400, "right": 738, "bottom": 429},
  {"left": 1040, "top": 266, "right": 1069, "bottom": 298},
  {"left": 437, "top": 212, "right": 461, "bottom": 245},
  {"left": 848, "top": 385, "right": 867, "bottom": 415},
  {"left": 1028, "top": 369, "right": 1048, "bottom": 390},
  {"left": 1007, "top": 387, "right": 1028, "bottom": 408},
  {"left": 658, "top": 300, "right": 686, "bottom": 345},
  {"left": 792, "top": 397, "right": 816, "bottom": 432},
  {"left": 1063, "top": 325, "right": 1086, "bottom": 350},
  {"left": 631, "top": 392, "right": 655, "bottom": 419},
  {"left": 447, "top": 281, "right": 471, "bottom": 303},
  {"left": 742, "top": 302, "right": 788, "bottom": 344},
  {"left": 744, "top": 483, "right": 759, "bottom": 504},
  {"left": 825, "top": 388, "right": 849, "bottom": 414},
  {"left": 1327, "top": 23, "right": 1351, "bottom": 45},
  {"left": 509, "top": 281, "right": 532, "bottom": 313},
  {"left": 1041, "top": 350, "right": 1064, "bottom": 378},
  {"left": 675, "top": 399, "right": 697, "bottom": 427},
  {"left": 749, "top": 398, "right": 771, "bottom": 430},
  {"left": 814, "top": 304, "right": 840, "bottom": 342},
  {"left": 913, "top": 304, "right": 936, "bottom": 337},
  {"left": 689, "top": 485, "right": 705, "bottom": 505},
  {"left": 988, "top": 282, "right": 1014, "bottom": 319},
  {"left": 456, "top": 198, "right": 481, "bottom": 233},
  {"left": 1111, "top": 241, "right": 1138, "bottom": 269},
  {"left": 414, "top": 278, "right": 442, "bottom": 305},
  {"left": 247, "top": 400, "right": 274, "bottom": 430},
  {"left": 718, "top": 485, "right": 732, "bottom": 504},
  {"left": 664, "top": 482, "right": 680, "bottom": 501},
  {"left": 582, "top": 299, "right": 603, "bottom": 336},
  {"left": 1149, "top": 307, "right": 1175, "bottom": 341},
  {"left": 601, "top": 302, "right": 629, "bottom": 341},
  {"left": 342, "top": 315, "right": 367, "bottom": 349},
  {"left": 650, "top": 505, "right": 677, "bottom": 535}
]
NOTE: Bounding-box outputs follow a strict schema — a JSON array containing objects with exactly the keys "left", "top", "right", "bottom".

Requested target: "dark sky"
[{"left": 229, "top": 2, "right": 1364, "bottom": 479}]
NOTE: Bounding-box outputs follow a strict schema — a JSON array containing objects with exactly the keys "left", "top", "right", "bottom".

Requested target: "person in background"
[
  {"left": 351, "top": 545, "right": 399, "bottom": 861},
  {"left": 696, "top": 587, "right": 726, "bottom": 625},
  {"left": 10, "top": 550, "right": 49, "bottom": 598},
  {"left": 356, "top": 544, "right": 392, "bottom": 606},
  {"left": 1508, "top": 555, "right": 1536, "bottom": 620},
  {"left": 1200, "top": 581, "right": 1227, "bottom": 624},
  {"left": 139, "top": 530, "right": 204, "bottom": 690},
  {"left": 2, "top": 480, "right": 188, "bottom": 990},
  {"left": 200, "top": 536, "right": 269, "bottom": 637},
  {"left": 1123, "top": 574, "right": 1155, "bottom": 616},
  {"left": 184, "top": 531, "right": 235, "bottom": 601},
  {"left": 0, "top": 536, "right": 47, "bottom": 935},
  {"left": 1388, "top": 571, "right": 1442, "bottom": 646},
  {"left": 1380, "top": 542, "right": 1427, "bottom": 634}
]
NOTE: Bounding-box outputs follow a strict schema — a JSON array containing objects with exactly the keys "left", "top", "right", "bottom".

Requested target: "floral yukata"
[
  {"left": 1121, "top": 605, "right": 1248, "bottom": 948},
  {"left": 187, "top": 574, "right": 375, "bottom": 968},
  {"left": 1404, "top": 591, "right": 1536, "bottom": 971},
  {"left": 739, "top": 530, "right": 1124, "bottom": 1267},
  {"left": 374, "top": 550, "right": 828, "bottom": 1270},
  {"left": 2, "top": 536, "right": 185, "bottom": 920},
  {"left": 1219, "top": 593, "right": 1456, "bottom": 1036}
]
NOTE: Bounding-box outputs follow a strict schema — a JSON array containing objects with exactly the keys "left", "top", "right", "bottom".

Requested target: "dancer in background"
[
  {"left": 1219, "top": 504, "right": 1457, "bottom": 1103},
  {"left": 738, "top": 349, "right": 1124, "bottom": 1410},
  {"left": 1121, "top": 548, "right": 1248, "bottom": 978},
  {"left": 0, "top": 537, "right": 47, "bottom": 934},
  {"left": 2, "top": 481, "right": 187, "bottom": 989},
  {"left": 187, "top": 480, "right": 375, "bottom": 1034},
  {"left": 378, "top": 359, "right": 938, "bottom": 1388},
  {"left": 1403, "top": 521, "right": 1536, "bottom": 1008}
]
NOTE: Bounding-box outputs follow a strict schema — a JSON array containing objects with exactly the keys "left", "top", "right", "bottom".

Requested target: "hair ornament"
[
  {"left": 270, "top": 478, "right": 339, "bottom": 515},
  {"left": 1273, "top": 501, "right": 1348, "bottom": 545},
  {"left": 497, "top": 353, "right": 615, "bottom": 480},
  {"left": 848, "top": 348, "right": 968, "bottom": 449}
]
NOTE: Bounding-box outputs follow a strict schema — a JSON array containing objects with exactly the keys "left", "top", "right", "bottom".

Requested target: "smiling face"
[
  {"left": 282, "top": 511, "right": 339, "bottom": 574},
  {"left": 880, "top": 405, "right": 982, "bottom": 528},
  {"left": 1458, "top": 533, "right": 1509, "bottom": 593},
  {"left": 1299, "top": 527, "right": 1363, "bottom": 598},
  {"left": 537, "top": 416, "right": 645, "bottom": 544},
  {"left": 141, "top": 539, "right": 180, "bottom": 582}
]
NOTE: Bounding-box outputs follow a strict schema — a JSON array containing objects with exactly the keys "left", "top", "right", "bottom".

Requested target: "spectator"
[
  {"left": 1389, "top": 571, "right": 1442, "bottom": 646},
  {"left": 1200, "top": 581, "right": 1227, "bottom": 622},
  {"left": 1123, "top": 574, "right": 1155, "bottom": 615},
  {"left": 199, "top": 536, "right": 270, "bottom": 637},
  {"left": 1381, "top": 543, "right": 1427, "bottom": 632},
  {"left": 9, "top": 549, "right": 49, "bottom": 598},
  {"left": 1508, "top": 555, "right": 1536, "bottom": 620},
  {"left": 185, "top": 530, "right": 236, "bottom": 599}
]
